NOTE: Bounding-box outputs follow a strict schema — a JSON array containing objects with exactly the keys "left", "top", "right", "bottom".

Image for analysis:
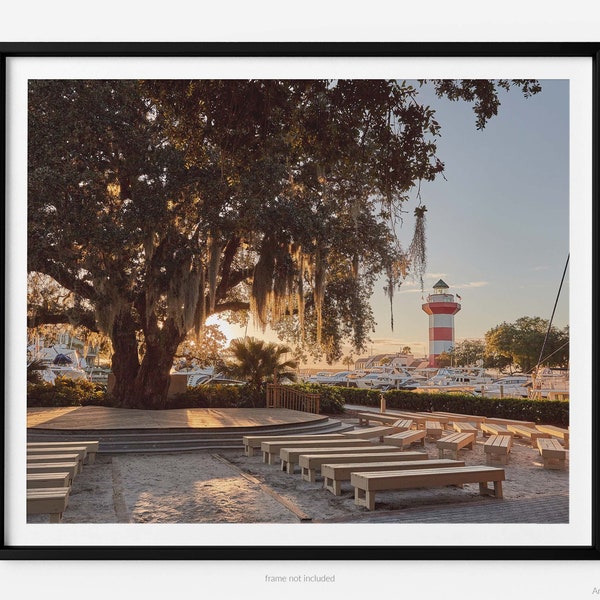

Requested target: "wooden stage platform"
[{"left": 27, "top": 405, "right": 325, "bottom": 432}]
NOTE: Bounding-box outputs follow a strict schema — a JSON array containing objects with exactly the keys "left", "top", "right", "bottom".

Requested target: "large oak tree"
[{"left": 28, "top": 79, "right": 540, "bottom": 408}]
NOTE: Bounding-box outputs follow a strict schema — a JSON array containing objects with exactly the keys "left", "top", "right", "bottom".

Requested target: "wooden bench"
[
  {"left": 298, "top": 450, "right": 428, "bottom": 483},
  {"left": 506, "top": 424, "right": 550, "bottom": 445},
  {"left": 436, "top": 432, "right": 475, "bottom": 460},
  {"left": 382, "top": 429, "right": 426, "bottom": 449},
  {"left": 242, "top": 433, "right": 347, "bottom": 457},
  {"left": 279, "top": 445, "right": 400, "bottom": 475},
  {"left": 27, "top": 453, "right": 83, "bottom": 475},
  {"left": 419, "top": 413, "right": 450, "bottom": 426},
  {"left": 484, "top": 417, "right": 536, "bottom": 428},
  {"left": 27, "top": 441, "right": 100, "bottom": 464},
  {"left": 391, "top": 419, "right": 414, "bottom": 432},
  {"left": 351, "top": 465, "right": 506, "bottom": 510},
  {"left": 425, "top": 420, "right": 444, "bottom": 440},
  {"left": 27, "top": 487, "right": 70, "bottom": 523},
  {"left": 359, "top": 411, "right": 427, "bottom": 429},
  {"left": 356, "top": 412, "right": 408, "bottom": 427},
  {"left": 27, "top": 461, "right": 79, "bottom": 482},
  {"left": 452, "top": 421, "right": 479, "bottom": 437},
  {"left": 27, "top": 472, "right": 72, "bottom": 489},
  {"left": 432, "top": 412, "right": 486, "bottom": 426},
  {"left": 261, "top": 438, "right": 371, "bottom": 465},
  {"left": 28, "top": 446, "right": 88, "bottom": 467},
  {"left": 480, "top": 423, "right": 514, "bottom": 438},
  {"left": 535, "top": 425, "right": 570, "bottom": 449},
  {"left": 342, "top": 424, "right": 406, "bottom": 442},
  {"left": 322, "top": 458, "right": 464, "bottom": 496},
  {"left": 391, "top": 412, "right": 428, "bottom": 429},
  {"left": 537, "top": 437, "right": 568, "bottom": 469},
  {"left": 483, "top": 435, "right": 513, "bottom": 465}
]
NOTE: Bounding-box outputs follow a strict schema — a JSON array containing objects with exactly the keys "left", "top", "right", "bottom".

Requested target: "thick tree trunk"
[
  {"left": 130, "top": 319, "right": 186, "bottom": 409},
  {"left": 110, "top": 309, "right": 141, "bottom": 406}
]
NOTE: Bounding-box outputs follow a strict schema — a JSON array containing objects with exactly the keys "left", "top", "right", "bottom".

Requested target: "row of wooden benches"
[
  {"left": 26, "top": 441, "right": 100, "bottom": 523},
  {"left": 242, "top": 433, "right": 506, "bottom": 510},
  {"left": 245, "top": 418, "right": 568, "bottom": 471},
  {"left": 355, "top": 409, "right": 570, "bottom": 449}
]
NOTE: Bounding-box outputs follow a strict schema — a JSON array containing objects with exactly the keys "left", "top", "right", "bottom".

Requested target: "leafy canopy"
[{"left": 27, "top": 78, "right": 541, "bottom": 406}]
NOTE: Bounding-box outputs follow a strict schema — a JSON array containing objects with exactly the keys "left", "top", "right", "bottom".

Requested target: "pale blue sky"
[
  {"left": 367, "top": 79, "right": 570, "bottom": 358},
  {"left": 232, "top": 79, "right": 571, "bottom": 363}
]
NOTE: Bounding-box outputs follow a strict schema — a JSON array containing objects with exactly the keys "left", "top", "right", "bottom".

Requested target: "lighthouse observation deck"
[
  {"left": 422, "top": 293, "right": 461, "bottom": 316},
  {"left": 426, "top": 293, "right": 456, "bottom": 303}
]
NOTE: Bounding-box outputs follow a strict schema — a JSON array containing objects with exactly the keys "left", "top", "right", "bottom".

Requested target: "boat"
[
  {"left": 171, "top": 365, "right": 246, "bottom": 387},
  {"left": 304, "top": 371, "right": 337, "bottom": 385},
  {"left": 410, "top": 367, "right": 495, "bottom": 393},
  {"left": 27, "top": 338, "right": 89, "bottom": 383},
  {"left": 529, "top": 368, "right": 569, "bottom": 399},
  {"left": 354, "top": 372, "right": 390, "bottom": 390},
  {"left": 473, "top": 374, "right": 532, "bottom": 398},
  {"left": 323, "top": 371, "right": 354, "bottom": 386},
  {"left": 474, "top": 369, "right": 569, "bottom": 399}
]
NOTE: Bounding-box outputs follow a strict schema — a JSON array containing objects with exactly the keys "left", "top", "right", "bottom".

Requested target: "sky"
[{"left": 222, "top": 79, "right": 571, "bottom": 364}]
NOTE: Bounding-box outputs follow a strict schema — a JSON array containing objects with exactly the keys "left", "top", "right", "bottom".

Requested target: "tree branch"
[{"left": 28, "top": 306, "right": 99, "bottom": 332}]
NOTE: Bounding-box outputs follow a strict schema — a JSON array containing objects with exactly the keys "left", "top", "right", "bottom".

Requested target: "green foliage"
[
  {"left": 436, "top": 351, "right": 452, "bottom": 367},
  {"left": 326, "top": 386, "right": 382, "bottom": 408},
  {"left": 27, "top": 377, "right": 109, "bottom": 407},
  {"left": 27, "top": 359, "right": 47, "bottom": 384},
  {"left": 448, "top": 339, "right": 486, "bottom": 367},
  {"left": 168, "top": 384, "right": 250, "bottom": 409},
  {"left": 224, "top": 337, "right": 298, "bottom": 389},
  {"left": 28, "top": 79, "right": 542, "bottom": 407},
  {"left": 289, "top": 383, "right": 346, "bottom": 414},
  {"left": 485, "top": 317, "right": 569, "bottom": 373},
  {"left": 425, "top": 79, "right": 542, "bottom": 130}
]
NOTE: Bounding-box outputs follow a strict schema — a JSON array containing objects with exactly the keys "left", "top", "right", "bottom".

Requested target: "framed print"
[{"left": 2, "top": 42, "right": 598, "bottom": 562}]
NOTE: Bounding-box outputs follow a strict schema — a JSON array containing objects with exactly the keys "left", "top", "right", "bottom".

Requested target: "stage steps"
[{"left": 27, "top": 417, "right": 354, "bottom": 454}]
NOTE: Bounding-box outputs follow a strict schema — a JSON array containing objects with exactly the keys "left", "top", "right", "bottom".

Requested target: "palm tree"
[
  {"left": 342, "top": 354, "right": 355, "bottom": 371},
  {"left": 225, "top": 337, "right": 299, "bottom": 389}
]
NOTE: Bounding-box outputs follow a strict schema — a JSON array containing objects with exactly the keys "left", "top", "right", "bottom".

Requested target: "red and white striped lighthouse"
[{"left": 421, "top": 279, "right": 461, "bottom": 367}]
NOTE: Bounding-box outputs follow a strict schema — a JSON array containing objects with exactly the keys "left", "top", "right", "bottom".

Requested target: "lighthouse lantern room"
[{"left": 421, "top": 279, "right": 461, "bottom": 367}]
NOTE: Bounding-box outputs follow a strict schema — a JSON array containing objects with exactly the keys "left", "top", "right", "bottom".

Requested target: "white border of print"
[{"left": 5, "top": 53, "right": 592, "bottom": 548}]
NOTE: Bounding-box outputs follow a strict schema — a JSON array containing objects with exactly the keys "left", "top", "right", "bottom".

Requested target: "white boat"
[
  {"left": 354, "top": 372, "right": 390, "bottom": 390},
  {"left": 28, "top": 339, "right": 89, "bottom": 382},
  {"left": 474, "top": 374, "right": 532, "bottom": 398},
  {"left": 530, "top": 368, "right": 569, "bottom": 399},
  {"left": 324, "top": 371, "right": 354, "bottom": 386},
  {"left": 411, "top": 367, "right": 494, "bottom": 393},
  {"left": 171, "top": 365, "right": 245, "bottom": 387},
  {"left": 461, "top": 368, "right": 568, "bottom": 399},
  {"left": 305, "top": 371, "right": 337, "bottom": 385}
]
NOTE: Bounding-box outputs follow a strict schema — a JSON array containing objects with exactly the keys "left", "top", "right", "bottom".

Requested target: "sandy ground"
[{"left": 27, "top": 418, "right": 569, "bottom": 524}]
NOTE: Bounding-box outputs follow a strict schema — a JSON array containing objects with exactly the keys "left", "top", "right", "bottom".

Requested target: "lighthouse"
[{"left": 421, "top": 279, "right": 461, "bottom": 367}]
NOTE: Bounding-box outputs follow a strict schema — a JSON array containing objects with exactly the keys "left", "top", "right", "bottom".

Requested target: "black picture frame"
[{"left": 2, "top": 41, "right": 598, "bottom": 561}]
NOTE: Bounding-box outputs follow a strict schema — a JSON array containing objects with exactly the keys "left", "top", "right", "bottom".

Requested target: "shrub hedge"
[
  {"left": 25, "top": 379, "right": 569, "bottom": 426},
  {"left": 169, "top": 384, "right": 258, "bottom": 409},
  {"left": 287, "top": 383, "right": 346, "bottom": 414},
  {"left": 27, "top": 377, "right": 109, "bottom": 407}
]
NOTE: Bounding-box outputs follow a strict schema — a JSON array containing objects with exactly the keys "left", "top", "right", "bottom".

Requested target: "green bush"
[
  {"left": 169, "top": 384, "right": 250, "bottom": 409},
  {"left": 327, "top": 386, "right": 381, "bottom": 407},
  {"left": 28, "top": 377, "right": 566, "bottom": 426},
  {"left": 280, "top": 383, "right": 345, "bottom": 414},
  {"left": 27, "top": 377, "right": 108, "bottom": 407}
]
